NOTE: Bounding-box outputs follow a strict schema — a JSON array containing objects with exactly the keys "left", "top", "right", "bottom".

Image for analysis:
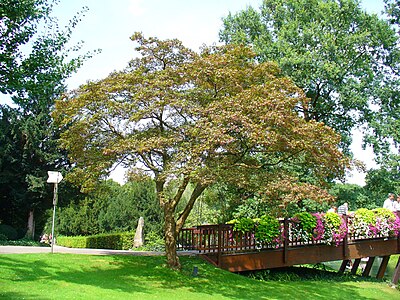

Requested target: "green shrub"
[
  {"left": 0, "top": 239, "right": 47, "bottom": 247},
  {"left": 57, "top": 236, "right": 88, "bottom": 248},
  {"left": 353, "top": 208, "right": 376, "bottom": 225},
  {"left": 373, "top": 208, "right": 395, "bottom": 220},
  {"left": 232, "top": 218, "right": 255, "bottom": 234},
  {"left": 86, "top": 233, "right": 121, "bottom": 249},
  {"left": 121, "top": 232, "right": 136, "bottom": 250},
  {"left": 137, "top": 231, "right": 165, "bottom": 252},
  {"left": 56, "top": 232, "right": 136, "bottom": 250},
  {"left": 293, "top": 212, "right": 317, "bottom": 235},
  {"left": 0, "top": 233, "right": 8, "bottom": 241},
  {"left": 0, "top": 224, "right": 18, "bottom": 240},
  {"left": 324, "top": 212, "right": 341, "bottom": 230},
  {"left": 255, "top": 215, "right": 280, "bottom": 243}
]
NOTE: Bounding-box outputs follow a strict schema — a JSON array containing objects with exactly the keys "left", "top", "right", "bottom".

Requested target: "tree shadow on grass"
[
  {"left": 0, "top": 254, "right": 150, "bottom": 299},
  {"left": 175, "top": 259, "right": 397, "bottom": 300},
  {"left": 0, "top": 254, "right": 397, "bottom": 300}
]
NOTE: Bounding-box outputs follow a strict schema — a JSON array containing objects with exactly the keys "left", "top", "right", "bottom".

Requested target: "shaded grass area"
[
  {"left": 245, "top": 255, "right": 400, "bottom": 283},
  {"left": 0, "top": 253, "right": 398, "bottom": 299}
]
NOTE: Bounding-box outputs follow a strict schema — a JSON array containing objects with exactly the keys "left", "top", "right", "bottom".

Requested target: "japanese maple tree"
[{"left": 54, "top": 33, "right": 347, "bottom": 269}]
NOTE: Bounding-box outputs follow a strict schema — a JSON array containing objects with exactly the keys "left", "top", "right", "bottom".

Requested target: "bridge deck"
[{"left": 178, "top": 219, "right": 400, "bottom": 284}]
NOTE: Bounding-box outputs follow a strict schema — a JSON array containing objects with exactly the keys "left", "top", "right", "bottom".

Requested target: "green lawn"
[{"left": 0, "top": 253, "right": 398, "bottom": 299}]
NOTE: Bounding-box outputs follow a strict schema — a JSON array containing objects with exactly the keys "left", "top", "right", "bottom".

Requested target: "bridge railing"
[{"left": 177, "top": 213, "right": 400, "bottom": 254}]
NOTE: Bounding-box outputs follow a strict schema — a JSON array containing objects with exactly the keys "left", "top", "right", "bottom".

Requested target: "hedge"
[{"left": 56, "top": 232, "right": 136, "bottom": 250}]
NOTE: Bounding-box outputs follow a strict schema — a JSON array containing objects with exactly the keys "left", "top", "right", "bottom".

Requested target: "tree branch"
[
  {"left": 175, "top": 183, "right": 207, "bottom": 234},
  {"left": 170, "top": 176, "right": 190, "bottom": 211}
]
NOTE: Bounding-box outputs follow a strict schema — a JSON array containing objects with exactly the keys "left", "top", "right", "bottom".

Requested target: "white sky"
[
  {"left": 1, "top": 0, "right": 386, "bottom": 185},
  {"left": 55, "top": 0, "right": 385, "bottom": 90},
  {"left": 54, "top": 0, "right": 265, "bottom": 89}
]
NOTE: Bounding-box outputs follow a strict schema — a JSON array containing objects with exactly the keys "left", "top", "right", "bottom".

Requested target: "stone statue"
[{"left": 133, "top": 217, "right": 144, "bottom": 248}]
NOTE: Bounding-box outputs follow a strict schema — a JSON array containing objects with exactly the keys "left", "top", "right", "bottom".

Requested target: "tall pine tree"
[{"left": 0, "top": 0, "right": 90, "bottom": 237}]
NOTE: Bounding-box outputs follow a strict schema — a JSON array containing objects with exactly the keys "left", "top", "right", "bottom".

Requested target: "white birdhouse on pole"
[{"left": 47, "top": 171, "right": 63, "bottom": 253}]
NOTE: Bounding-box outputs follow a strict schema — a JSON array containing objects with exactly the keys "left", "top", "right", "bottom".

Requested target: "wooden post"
[
  {"left": 376, "top": 256, "right": 390, "bottom": 279},
  {"left": 199, "top": 227, "right": 203, "bottom": 253},
  {"left": 339, "top": 260, "right": 350, "bottom": 274},
  {"left": 208, "top": 229, "right": 212, "bottom": 252},
  {"left": 392, "top": 221, "right": 400, "bottom": 284},
  {"left": 362, "top": 256, "right": 375, "bottom": 277},
  {"left": 192, "top": 228, "right": 196, "bottom": 250},
  {"left": 392, "top": 256, "right": 400, "bottom": 284},
  {"left": 351, "top": 258, "right": 361, "bottom": 275},
  {"left": 217, "top": 224, "right": 222, "bottom": 267},
  {"left": 397, "top": 223, "right": 400, "bottom": 253},
  {"left": 342, "top": 215, "right": 349, "bottom": 258},
  {"left": 283, "top": 218, "right": 289, "bottom": 264}
]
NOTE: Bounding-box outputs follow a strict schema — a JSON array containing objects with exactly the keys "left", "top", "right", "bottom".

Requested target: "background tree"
[
  {"left": 1, "top": 0, "right": 51, "bottom": 93},
  {"left": 365, "top": 0, "right": 400, "bottom": 180},
  {"left": 54, "top": 33, "right": 347, "bottom": 269},
  {"left": 0, "top": 0, "right": 89, "bottom": 237},
  {"left": 45, "top": 179, "right": 163, "bottom": 237},
  {"left": 219, "top": 0, "right": 400, "bottom": 162},
  {"left": 329, "top": 183, "right": 372, "bottom": 210},
  {"left": 363, "top": 166, "right": 400, "bottom": 206},
  {"left": 385, "top": 0, "right": 400, "bottom": 29}
]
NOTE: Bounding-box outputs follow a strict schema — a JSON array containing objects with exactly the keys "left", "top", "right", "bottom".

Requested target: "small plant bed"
[
  {"left": 0, "top": 239, "right": 49, "bottom": 247},
  {"left": 225, "top": 208, "right": 400, "bottom": 249}
]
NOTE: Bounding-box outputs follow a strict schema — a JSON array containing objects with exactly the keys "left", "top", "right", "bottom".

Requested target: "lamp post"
[{"left": 47, "top": 171, "right": 63, "bottom": 253}]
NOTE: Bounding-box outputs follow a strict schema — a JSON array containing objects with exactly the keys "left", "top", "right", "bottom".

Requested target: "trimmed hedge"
[
  {"left": 57, "top": 236, "right": 87, "bottom": 248},
  {"left": 57, "top": 232, "right": 136, "bottom": 250}
]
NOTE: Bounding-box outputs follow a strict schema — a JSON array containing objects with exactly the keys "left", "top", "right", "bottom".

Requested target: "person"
[
  {"left": 383, "top": 193, "right": 396, "bottom": 211},
  {"left": 337, "top": 202, "right": 348, "bottom": 215},
  {"left": 393, "top": 194, "right": 400, "bottom": 213}
]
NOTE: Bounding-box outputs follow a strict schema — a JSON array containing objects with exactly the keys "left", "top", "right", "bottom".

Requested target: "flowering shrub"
[
  {"left": 296, "top": 212, "right": 317, "bottom": 234},
  {"left": 289, "top": 212, "right": 317, "bottom": 242},
  {"left": 323, "top": 212, "right": 347, "bottom": 246},
  {"left": 348, "top": 208, "right": 400, "bottom": 239},
  {"left": 312, "top": 213, "right": 325, "bottom": 241},
  {"left": 229, "top": 209, "right": 399, "bottom": 248},
  {"left": 373, "top": 208, "right": 400, "bottom": 237}
]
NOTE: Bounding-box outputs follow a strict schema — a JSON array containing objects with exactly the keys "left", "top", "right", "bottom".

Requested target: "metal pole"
[{"left": 50, "top": 182, "right": 58, "bottom": 253}]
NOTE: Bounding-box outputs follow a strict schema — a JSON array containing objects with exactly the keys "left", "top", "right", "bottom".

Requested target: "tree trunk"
[
  {"left": 164, "top": 203, "right": 180, "bottom": 269},
  {"left": 27, "top": 209, "right": 35, "bottom": 240}
]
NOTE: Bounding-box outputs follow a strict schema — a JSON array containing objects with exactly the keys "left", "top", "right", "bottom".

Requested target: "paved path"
[{"left": 0, "top": 245, "right": 197, "bottom": 256}]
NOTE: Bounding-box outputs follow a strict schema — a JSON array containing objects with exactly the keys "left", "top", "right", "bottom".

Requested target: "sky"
[
  {"left": 2, "top": 0, "right": 387, "bottom": 185},
  {"left": 53, "top": 0, "right": 267, "bottom": 89},
  {"left": 54, "top": 0, "right": 385, "bottom": 90}
]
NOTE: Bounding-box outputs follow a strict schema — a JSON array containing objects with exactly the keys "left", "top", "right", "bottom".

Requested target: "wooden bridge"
[{"left": 178, "top": 216, "right": 400, "bottom": 284}]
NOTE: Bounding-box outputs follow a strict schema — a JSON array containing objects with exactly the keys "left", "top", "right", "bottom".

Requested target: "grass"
[{"left": 0, "top": 253, "right": 398, "bottom": 299}]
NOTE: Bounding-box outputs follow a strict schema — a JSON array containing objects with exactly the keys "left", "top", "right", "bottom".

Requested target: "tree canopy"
[
  {"left": 54, "top": 33, "right": 348, "bottom": 268},
  {"left": 220, "top": 0, "right": 400, "bottom": 162},
  {"left": 0, "top": 0, "right": 89, "bottom": 235}
]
